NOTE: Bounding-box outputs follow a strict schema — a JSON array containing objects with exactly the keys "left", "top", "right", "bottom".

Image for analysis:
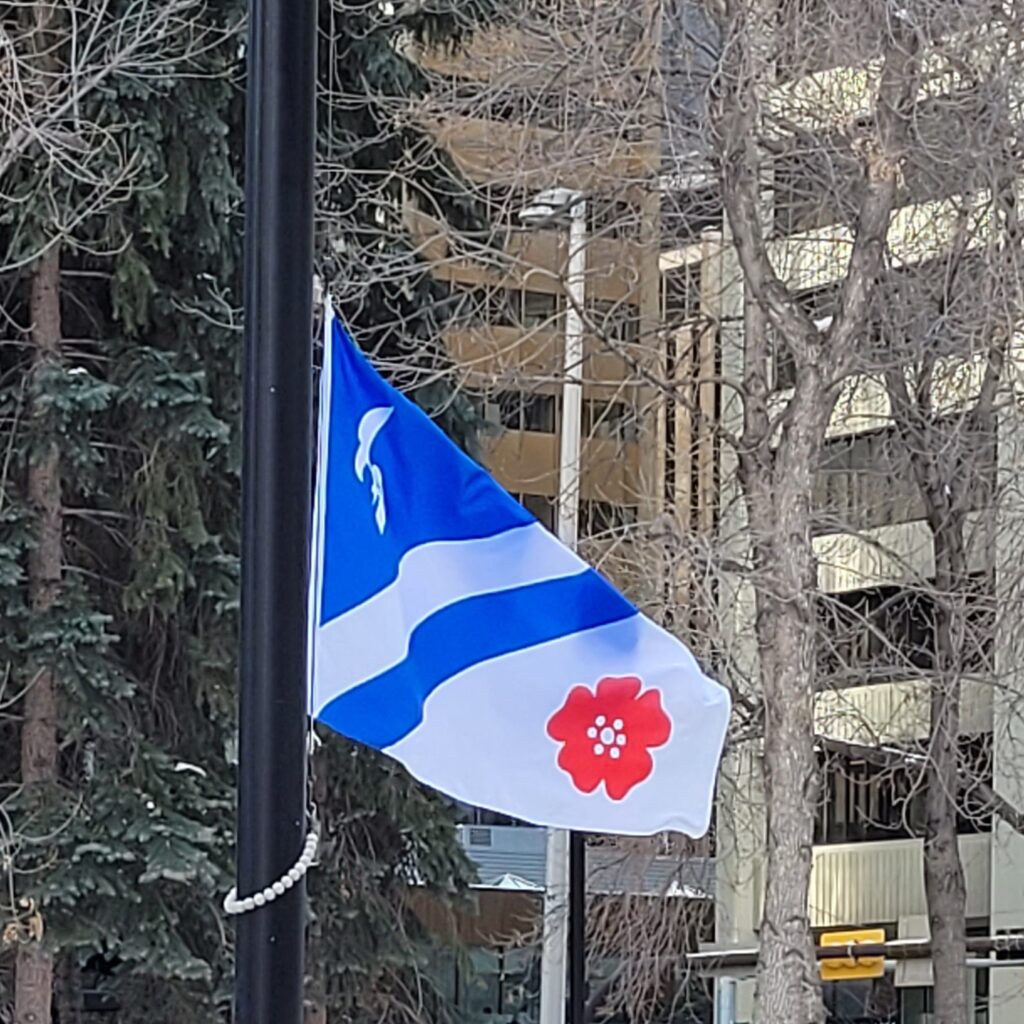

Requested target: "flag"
[{"left": 308, "top": 305, "right": 730, "bottom": 836}]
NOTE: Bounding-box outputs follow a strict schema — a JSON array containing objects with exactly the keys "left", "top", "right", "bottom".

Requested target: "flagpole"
[{"left": 235, "top": 0, "right": 317, "bottom": 1020}]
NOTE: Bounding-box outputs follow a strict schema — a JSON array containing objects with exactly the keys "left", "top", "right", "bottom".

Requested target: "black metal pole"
[
  {"left": 568, "top": 832, "right": 586, "bottom": 1024},
  {"left": 235, "top": 0, "right": 317, "bottom": 1021}
]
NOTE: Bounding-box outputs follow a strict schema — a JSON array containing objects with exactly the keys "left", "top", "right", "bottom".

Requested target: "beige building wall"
[
  {"left": 411, "top": 10, "right": 667, "bottom": 601},
  {"left": 685, "top": 26, "right": 1024, "bottom": 1024}
]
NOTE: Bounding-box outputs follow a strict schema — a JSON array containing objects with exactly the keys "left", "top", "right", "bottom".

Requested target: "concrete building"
[
  {"left": 654, "top": 9, "right": 1024, "bottom": 1024},
  {"left": 407, "top": 7, "right": 668, "bottom": 598},
  {"left": 412, "top": 4, "right": 1024, "bottom": 1024},
  {"left": 410, "top": 823, "right": 715, "bottom": 1024},
  {"left": 404, "top": 8, "right": 717, "bottom": 1024}
]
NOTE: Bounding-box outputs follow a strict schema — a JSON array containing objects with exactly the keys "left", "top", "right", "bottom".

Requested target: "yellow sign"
[{"left": 820, "top": 929, "right": 886, "bottom": 981}]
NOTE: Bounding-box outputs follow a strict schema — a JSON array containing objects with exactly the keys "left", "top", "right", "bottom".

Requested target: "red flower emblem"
[{"left": 546, "top": 676, "right": 672, "bottom": 801}]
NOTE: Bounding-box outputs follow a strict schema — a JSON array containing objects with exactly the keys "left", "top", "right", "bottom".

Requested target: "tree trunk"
[
  {"left": 15, "top": 245, "right": 62, "bottom": 1024},
  {"left": 746, "top": 376, "right": 830, "bottom": 1024},
  {"left": 54, "top": 955, "right": 82, "bottom": 1024},
  {"left": 754, "top": 602, "right": 823, "bottom": 1024},
  {"left": 924, "top": 522, "right": 969, "bottom": 1024}
]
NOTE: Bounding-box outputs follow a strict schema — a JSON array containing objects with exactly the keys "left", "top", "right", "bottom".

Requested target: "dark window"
[
  {"left": 901, "top": 964, "right": 989, "bottom": 1022},
  {"left": 813, "top": 428, "right": 920, "bottom": 533},
  {"left": 518, "top": 289, "right": 562, "bottom": 328},
  {"left": 579, "top": 500, "right": 638, "bottom": 538},
  {"left": 491, "top": 391, "right": 557, "bottom": 434},
  {"left": 815, "top": 735, "right": 993, "bottom": 845},
  {"left": 452, "top": 801, "right": 525, "bottom": 827},
  {"left": 582, "top": 399, "right": 639, "bottom": 442},
  {"left": 772, "top": 87, "right": 1003, "bottom": 232},
  {"left": 660, "top": 183, "right": 723, "bottom": 247},
  {"left": 813, "top": 420, "right": 996, "bottom": 535},
  {"left": 772, "top": 340, "right": 797, "bottom": 391},
  {"left": 515, "top": 492, "right": 556, "bottom": 532},
  {"left": 480, "top": 182, "right": 532, "bottom": 228},
  {"left": 817, "top": 575, "right": 995, "bottom": 684},
  {"left": 772, "top": 138, "right": 863, "bottom": 235},
  {"left": 452, "top": 286, "right": 563, "bottom": 330},
  {"left": 796, "top": 283, "right": 839, "bottom": 321},
  {"left": 662, "top": 262, "right": 703, "bottom": 322},
  {"left": 453, "top": 285, "right": 518, "bottom": 327},
  {"left": 588, "top": 197, "right": 642, "bottom": 240},
  {"left": 770, "top": 284, "right": 837, "bottom": 391},
  {"left": 587, "top": 299, "right": 640, "bottom": 344},
  {"left": 822, "top": 976, "right": 900, "bottom": 1023}
]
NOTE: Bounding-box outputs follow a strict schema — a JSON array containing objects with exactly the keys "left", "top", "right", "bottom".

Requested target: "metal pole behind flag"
[
  {"left": 538, "top": 194, "right": 589, "bottom": 1024},
  {"left": 564, "top": 199, "right": 589, "bottom": 1024},
  {"left": 235, "top": 0, "right": 317, "bottom": 1021},
  {"left": 569, "top": 831, "right": 586, "bottom": 1024}
]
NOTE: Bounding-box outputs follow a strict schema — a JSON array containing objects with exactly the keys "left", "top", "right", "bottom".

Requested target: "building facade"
[
  {"left": 657, "top": 8, "right": 1024, "bottom": 1024},
  {"left": 413, "top": 4, "right": 1024, "bottom": 1024}
]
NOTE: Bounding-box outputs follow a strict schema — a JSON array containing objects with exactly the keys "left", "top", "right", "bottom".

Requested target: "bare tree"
[
  {"left": 0, "top": 0, "right": 227, "bottom": 275},
  {"left": 694, "top": 2, "right": 924, "bottom": 1019},
  {"left": 878, "top": 183, "right": 1023, "bottom": 1022},
  {"left": 320, "top": 2, "right": 1024, "bottom": 1024}
]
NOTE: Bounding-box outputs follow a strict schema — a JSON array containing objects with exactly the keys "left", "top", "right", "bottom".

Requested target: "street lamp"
[
  {"left": 518, "top": 187, "right": 588, "bottom": 1024},
  {"left": 517, "top": 187, "right": 587, "bottom": 550}
]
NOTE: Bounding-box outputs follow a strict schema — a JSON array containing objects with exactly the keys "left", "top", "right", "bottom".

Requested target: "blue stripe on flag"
[{"left": 315, "top": 569, "right": 637, "bottom": 749}]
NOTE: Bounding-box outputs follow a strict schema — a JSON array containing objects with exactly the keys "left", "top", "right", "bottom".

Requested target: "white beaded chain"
[{"left": 223, "top": 828, "right": 320, "bottom": 917}]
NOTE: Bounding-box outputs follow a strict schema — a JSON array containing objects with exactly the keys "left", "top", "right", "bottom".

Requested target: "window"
[
  {"left": 579, "top": 500, "right": 638, "bottom": 538},
  {"left": 582, "top": 399, "right": 639, "bottom": 442},
  {"left": 587, "top": 299, "right": 640, "bottom": 343},
  {"left": 817, "top": 575, "right": 995, "bottom": 684},
  {"left": 821, "top": 977, "right": 899, "bottom": 1023},
  {"left": 514, "top": 492, "right": 556, "bottom": 532},
  {"left": 488, "top": 391, "right": 557, "bottom": 434},
  {"left": 588, "top": 198, "right": 642, "bottom": 240},
  {"left": 480, "top": 182, "right": 532, "bottom": 229},
  {"left": 813, "top": 427, "right": 920, "bottom": 534},
  {"left": 453, "top": 285, "right": 517, "bottom": 327},
  {"left": 660, "top": 183, "right": 723, "bottom": 247},
  {"left": 813, "top": 420, "right": 995, "bottom": 535},
  {"left": 769, "top": 285, "right": 837, "bottom": 391},
  {"left": 815, "top": 735, "right": 993, "bottom": 845},
  {"left": 902, "top": 971, "right": 990, "bottom": 1024},
  {"left": 773, "top": 140, "right": 862, "bottom": 235},
  {"left": 772, "top": 339, "right": 797, "bottom": 391},
  {"left": 518, "top": 290, "right": 562, "bottom": 328},
  {"left": 452, "top": 802, "right": 525, "bottom": 827},
  {"left": 452, "top": 285, "right": 565, "bottom": 332},
  {"left": 662, "top": 263, "right": 703, "bottom": 322}
]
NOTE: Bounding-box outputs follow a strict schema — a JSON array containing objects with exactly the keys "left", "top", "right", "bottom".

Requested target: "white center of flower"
[{"left": 589, "top": 715, "right": 627, "bottom": 758}]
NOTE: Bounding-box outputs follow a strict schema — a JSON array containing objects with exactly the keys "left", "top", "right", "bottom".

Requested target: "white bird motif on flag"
[{"left": 354, "top": 406, "right": 394, "bottom": 533}]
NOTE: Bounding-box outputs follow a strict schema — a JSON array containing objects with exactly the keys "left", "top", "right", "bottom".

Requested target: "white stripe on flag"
[
  {"left": 312, "top": 522, "right": 587, "bottom": 712},
  {"left": 386, "top": 614, "right": 730, "bottom": 836}
]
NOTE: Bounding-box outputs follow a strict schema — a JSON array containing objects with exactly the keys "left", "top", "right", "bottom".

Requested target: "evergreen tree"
[
  {"left": 2, "top": 4, "right": 247, "bottom": 1019},
  {"left": 1, "top": 1, "right": 508, "bottom": 1020}
]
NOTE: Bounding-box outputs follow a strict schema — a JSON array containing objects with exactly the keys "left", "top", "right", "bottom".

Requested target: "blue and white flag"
[{"left": 309, "top": 305, "right": 730, "bottom": 836}]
